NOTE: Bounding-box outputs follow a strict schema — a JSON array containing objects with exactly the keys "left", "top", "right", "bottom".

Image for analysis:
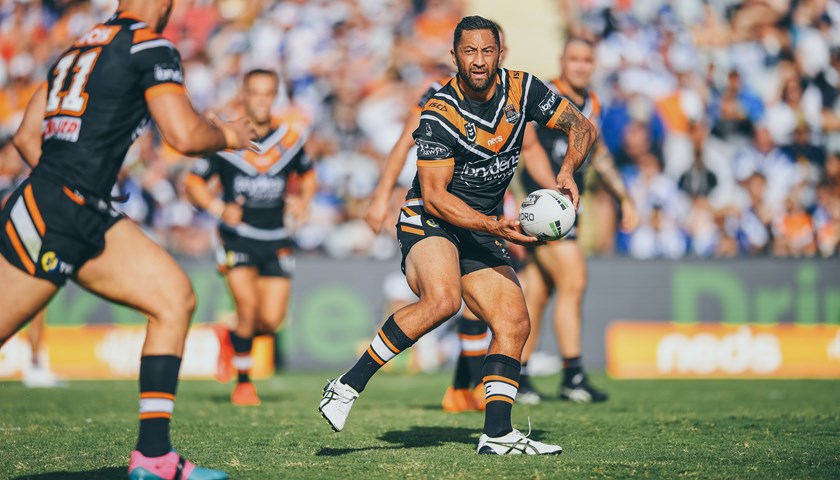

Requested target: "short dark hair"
[
  {"left": 563, "top": 36, "right": 595, "bottom": 53},
  {"left": 453, "top": 16, "right": 500, "bottom": 51},
  {"left": 243, "top": 68, "right": 279, "bottom": 86}
]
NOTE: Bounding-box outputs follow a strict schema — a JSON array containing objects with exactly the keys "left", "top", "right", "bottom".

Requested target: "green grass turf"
[{"left": 1, "top": 373, "right": 839, "bottom": 479}]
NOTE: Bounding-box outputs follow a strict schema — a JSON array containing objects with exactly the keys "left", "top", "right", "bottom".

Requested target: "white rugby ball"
[{"left": 519, "top": 189, "right": 576, "bottom": 241}]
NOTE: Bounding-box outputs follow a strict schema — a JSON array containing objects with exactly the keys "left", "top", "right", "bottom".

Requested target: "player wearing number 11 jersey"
[{"left": 0, "top": 1, "right": 257, "bottom": 478}]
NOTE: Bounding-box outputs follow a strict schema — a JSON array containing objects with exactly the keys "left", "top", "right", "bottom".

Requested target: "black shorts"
[
  {"left": 396, "top": 199, "right": 512, "bottom": 276},
  {"left": 0, "top": 175, "right": 123, "bottom": 286},
  {"left": 217, "top": 230, "right": 295, "bottom": 278}
]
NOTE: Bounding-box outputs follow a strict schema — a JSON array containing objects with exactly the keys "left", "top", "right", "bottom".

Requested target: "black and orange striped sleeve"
[
  {"left": 523, "top": 73, "right": 568, "bottom": 129},
  {"left": 130, "top": 28, "right": 186, "bottom": 102},
  {"left": 412, "top": 100, "right": 457, "bottom": 168}
]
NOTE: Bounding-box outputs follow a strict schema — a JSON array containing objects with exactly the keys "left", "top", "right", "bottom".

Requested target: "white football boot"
[
  {"left": 318, "top": 377, "right": 359, "bottom": 432},
  {"left": 477, "top": 422, "right": 563, "bottom": 455}
]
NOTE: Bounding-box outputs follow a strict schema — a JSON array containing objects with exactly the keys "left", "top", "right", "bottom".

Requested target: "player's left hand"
[{"left": 555, "top": 169, "right": 579, "bottom": 211}]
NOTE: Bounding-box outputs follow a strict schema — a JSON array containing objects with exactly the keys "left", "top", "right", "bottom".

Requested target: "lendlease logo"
[{"left": 461, "top": 152, "right": 519, "bottom": 183}]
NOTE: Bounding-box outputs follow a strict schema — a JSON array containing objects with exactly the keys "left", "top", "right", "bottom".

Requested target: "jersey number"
[{"left": 46, "top": 48, "right": 101, "bottom": 116}]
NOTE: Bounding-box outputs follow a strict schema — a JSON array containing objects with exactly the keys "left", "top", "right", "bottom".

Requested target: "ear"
[{"left": 450, "top": 48, "right": 457, "bottom": 68}]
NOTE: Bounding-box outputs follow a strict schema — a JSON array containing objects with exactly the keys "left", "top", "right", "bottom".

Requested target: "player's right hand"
[
  {"left": 364, "top": 193, "right": 390, "bottom": 234},
  {"left": 224, "top": 117, "right": 259, "bottom": 151},
  {"left": 491, "top": 218, "right": 541, "bottom": 246},
  {"left": 208, "top": 113, "right": 258, "bottom": 151},
  {"left": 221, "top": 202, "right": 243, "bottom": 226}
]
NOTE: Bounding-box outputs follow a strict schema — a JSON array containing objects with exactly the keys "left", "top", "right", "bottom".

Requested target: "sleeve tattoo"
[{"left": 554, "top": 104, "right": 594, "bottom": 156}]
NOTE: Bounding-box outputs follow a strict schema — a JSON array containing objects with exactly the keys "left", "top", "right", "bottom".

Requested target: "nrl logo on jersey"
[
  {"left": 503, "top": 104, "right": 520, "bottom": 124},
  {"left": 416, "top": 138, "right": 452, "bottom": 158},
  {"left": 465, "top": 122, "right": 476, "bottom": 142}
]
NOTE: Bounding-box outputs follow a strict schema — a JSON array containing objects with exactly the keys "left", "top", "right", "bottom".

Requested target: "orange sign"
[
  {"left": 607, "top": 322, "right": 840, "bottom": 379},
  {"left": 0, "top": 325, "right": 274, "bottom": 380}
]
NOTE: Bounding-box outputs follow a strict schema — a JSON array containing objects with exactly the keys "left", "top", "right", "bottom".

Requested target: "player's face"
[
  {"left": 561, "top": 42, "right": 595, "bottom": 90},
  {"left": 453, "top": 29, "right": 501, "bottom": 94},
  {"left": 243, "top": 74, "right": 279, "bottom": 125},
  {"left": 154, "top": 0, "right": 174, "bottom": 33}
]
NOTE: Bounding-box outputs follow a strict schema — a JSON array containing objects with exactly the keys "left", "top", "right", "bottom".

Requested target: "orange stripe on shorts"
[
  {"left": 5, "top": 221, "right": 35, "bottom": 275},
  {"left": 23, "top": 185, "right": 45, "bottom": 236}
]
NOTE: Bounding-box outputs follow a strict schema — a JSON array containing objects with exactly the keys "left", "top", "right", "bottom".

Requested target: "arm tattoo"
[{"left": 553, "top": 103, "right": 594, "bottom": 168}]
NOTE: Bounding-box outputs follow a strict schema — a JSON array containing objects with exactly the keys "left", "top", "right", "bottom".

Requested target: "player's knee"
[
  {"left": 559, "top": 275, "right": 586, "bottom": 298},
  {"left": 156, "top": 279, "right": 196, "bottom": 323},
  {"left": 494, "top": 314, "right": 530, "bottom": 344},
  {"left": 421, "top": 290, "right": 461, "bottom": 320}
]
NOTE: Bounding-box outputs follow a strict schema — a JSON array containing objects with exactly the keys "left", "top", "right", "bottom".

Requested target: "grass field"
[{"left": 1, "top": 373, "right": 839, "bottom": 479}]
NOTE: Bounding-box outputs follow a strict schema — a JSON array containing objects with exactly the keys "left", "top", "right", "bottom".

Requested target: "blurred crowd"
[{"left": 0, "top": 0, "right": 839, "bottom": 260}]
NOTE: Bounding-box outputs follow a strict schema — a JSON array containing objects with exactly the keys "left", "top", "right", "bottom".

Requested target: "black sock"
[
  {"left": 482, "top": 354, "right": 520, "bottom": 437},
  {"left": 230, "top": 331, "right": 253, "bottom": 384},
  {"left": 563, "top": 356, "right": 583, "bottom": 384},
  {"left": 136, "top": 355, "right": 181, "bottom": 457},
  {"left": 454, "top": 316, "right": 489, "bottom": 389},
  {"left": 520, "top": 362, "right": 532, "bottom": 389},
  {"left": 342, "top": 315, "right": 415, "bottom": 393}
]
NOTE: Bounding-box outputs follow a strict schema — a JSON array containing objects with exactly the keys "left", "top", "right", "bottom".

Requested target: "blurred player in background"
[
  {"left": 0, "top": 1, "right": 256, "bottom": 478},
  {"left": 186, "top": 69, "right": 316, "bottom": 407},
  {"left": 516, "top": 37, "right": 639, "bottom": 404},
  {"left": 322, "top": 16, "right": 595, "bottom": 455}
]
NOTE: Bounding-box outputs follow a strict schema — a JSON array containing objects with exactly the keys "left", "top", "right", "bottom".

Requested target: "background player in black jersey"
[
  {"left": 186, "top": 69, "right": 316, "bottom": 407},
  {"left": 516, "top": 37, "right": 639, "bottom": 405},
  {"left": 321, "top": 16, "right": 596, "bottom": 455},
  {"left": 0, "top": 1, "right": 256, "bottom": 478}
]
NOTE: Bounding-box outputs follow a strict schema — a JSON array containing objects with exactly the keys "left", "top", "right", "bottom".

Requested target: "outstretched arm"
[
  {"left": 147, "top": 92, "right": 255, "bottom": 156},
  {"left": 590, "top": 141, "right": 639, "bottom": 231},
  {"left": 12, "top": 85, "right": 47, "bottom": 168},
  {"left": 364, "top": 108, "right": 421, "bottom": 233}
]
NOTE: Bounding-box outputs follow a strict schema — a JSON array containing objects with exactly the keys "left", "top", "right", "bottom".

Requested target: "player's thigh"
[
  {"left": 404, "top": 236, "right": 462, "bottom": 312},
  {"left": 256, "top": 275, "right": 291, "bottom": 329},
  {"left": 535, "top": 240, "right": 587, "bottom": 294},
  {"left": 461, "top": 265, "right": 530, "bottom": 339},
  {"left": 519, "top": 258, "right": 552, "bottom": 311},
  {"left": 75, "top": 219, "right": 195, "bottom": 319},
  {"left": 0, "top": 252, "right": 57, "bottom": 344},
  {"left": 226, "top": 266, "right": 260, "bottom": 320}
]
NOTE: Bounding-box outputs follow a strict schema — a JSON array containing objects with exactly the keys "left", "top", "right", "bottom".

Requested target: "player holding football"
[
  {"left": 186, "top": 69, "right": 316, "bottom": 406},
  {"left": 516, "top": 37, "right": 639, "bottom": 404},
  {"left": 364, "top": 23, "right": 538, "bottom": 414},
  {"left": 0, "top": 1, "right": 256, "bottom": 478},
  {"left": 321, "top": 16, "right": 595, "bottom": 454}
]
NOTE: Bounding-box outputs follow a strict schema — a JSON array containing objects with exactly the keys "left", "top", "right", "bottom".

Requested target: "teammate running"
[
  {"left": 186, "top": 69, "right": 316, "bottom": 406},
  {"left": 321, "top": 16, "right": 596, "bottom": 455},
  {"left": 0, "top": 1, "right": 256, "bottom": 478},
  {"left": 516, "top": 37, "right": 639, "bottom": 404}
]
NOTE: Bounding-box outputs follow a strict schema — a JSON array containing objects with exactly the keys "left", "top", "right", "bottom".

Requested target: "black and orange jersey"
[
  {"left": 33, "top": 11, "right": 185, "bottom": 199},
  {"left": 187, "top": 117, "right": 312, "bottom": 240},
  {"left": 409, "top": 68, "right": 573, "bottom": 216},
  {"left": 522, "top": 78, "right": 602, "bottom": 193}
]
